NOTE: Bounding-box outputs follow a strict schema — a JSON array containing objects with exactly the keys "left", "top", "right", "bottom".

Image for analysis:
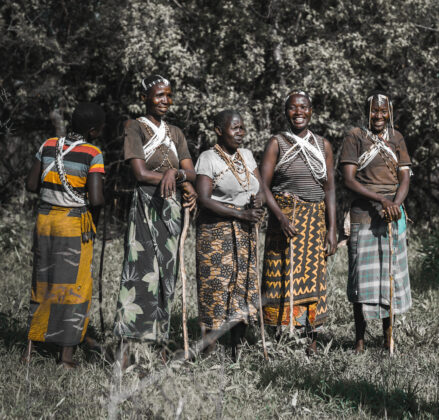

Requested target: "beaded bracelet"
[{"left": 176, "top": 169, "right": 186, "bottom": 184}]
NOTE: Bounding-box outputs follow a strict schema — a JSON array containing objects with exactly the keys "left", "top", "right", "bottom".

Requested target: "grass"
[{"left": 0, "top": 202, "right": 438, "bottom": 419}]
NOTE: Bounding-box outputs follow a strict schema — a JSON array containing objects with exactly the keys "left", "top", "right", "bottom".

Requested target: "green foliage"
[{"left": 1, "top": 0, "right": 438, "bottom": 221}]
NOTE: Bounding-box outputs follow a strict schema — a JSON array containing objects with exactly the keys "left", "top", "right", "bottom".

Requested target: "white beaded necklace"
[{"left": 276, "top": 130, "right": 327, "bottom": 182}]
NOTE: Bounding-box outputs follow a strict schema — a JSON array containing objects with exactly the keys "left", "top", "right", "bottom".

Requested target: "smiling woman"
[
  {"left": 260, "top": 91, "right": 336, "bottom": 355},
  {"left": 340, "top": 90, "right": 412, "bottom": 353},
  {"left": 113, "top": 75, "right": 197, "bottom": 361},
  {"left": 195, "top": 109, "right": 265, "bottom": 360}
]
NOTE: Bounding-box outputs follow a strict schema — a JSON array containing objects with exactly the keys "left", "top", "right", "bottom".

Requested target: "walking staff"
[{"left": 179, "top": 207, "right": 191, "bottom": 359}]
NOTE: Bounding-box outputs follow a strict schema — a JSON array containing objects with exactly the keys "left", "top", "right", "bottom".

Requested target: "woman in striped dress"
[
  {"left": 24, "top": 103, "right": 105, "bottom": 368},
  {"left": 260, "top": 91, "right": 336, "bottom": 354}
]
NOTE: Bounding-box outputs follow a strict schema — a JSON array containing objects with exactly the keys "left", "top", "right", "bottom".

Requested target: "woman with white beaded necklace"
[
  {"left": 260, "top": 91, "right": 336, "bottom": 355},
  {"left": 113, "top": 75, "right": 197, "bottom": 363},
  {"left": 195, "top": 110, "right": 264, "bottom": 361}
]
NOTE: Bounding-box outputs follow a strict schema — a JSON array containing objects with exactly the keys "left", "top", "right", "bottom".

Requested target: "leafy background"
[
  {"left": 1, "top": 0, "right": 438, "bottom": 223},
  {"left": 0, "top": 2, "right": 439, "bottom": 418}
]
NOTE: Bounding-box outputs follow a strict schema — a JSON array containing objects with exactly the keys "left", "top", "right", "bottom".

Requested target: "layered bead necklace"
[
  {"left": 137, "top": 118, "right": 175, "bottom": 172},
  {"left": 213, "top": 144, "right": 251, "bottom": 191}
]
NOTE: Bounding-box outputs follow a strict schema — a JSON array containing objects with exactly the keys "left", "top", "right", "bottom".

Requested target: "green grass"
[{"left": 0, "top": 204, "right": 438, "bottom": 419}]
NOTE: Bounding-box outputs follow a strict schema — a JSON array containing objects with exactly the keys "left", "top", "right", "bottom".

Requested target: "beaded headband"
[
  {"left": 284, "top": 90, "right": 312, "bottom": 105},
  {"left": 367, "top": 93, "right": 388, "bottom": 105},
  {"left": 367, "top": 93, "right": 394, "bottom": 134},
  {"left": 141, "top": 76, "right": 170, "bottom": 93}
]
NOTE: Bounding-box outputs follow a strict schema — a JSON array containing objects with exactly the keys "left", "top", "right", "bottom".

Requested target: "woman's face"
[
  {"left": 217, "top": 114, "right": 245, "bottom": 153},
  {"left": 369, "top": 97, "right": 389, "bottom": 134},
  {"left": 144, "top": 83, "right": 173, "bottom": 119},
  {"left": 286, "top": 94, "right": 312, "bottom": 132}
]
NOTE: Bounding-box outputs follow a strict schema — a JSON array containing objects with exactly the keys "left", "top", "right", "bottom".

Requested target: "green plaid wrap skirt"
[{"left": 347, "top": 208, "right": 411, "bottom": 320}]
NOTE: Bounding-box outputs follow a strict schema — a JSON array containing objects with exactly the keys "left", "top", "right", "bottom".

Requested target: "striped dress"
[{"left": 27, "top": 137, "right": 104, "bottom": 346}]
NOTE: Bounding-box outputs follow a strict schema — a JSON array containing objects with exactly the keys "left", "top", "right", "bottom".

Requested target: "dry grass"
[{"left": 0, "top": 203, "right": 438, "bottom": 419}]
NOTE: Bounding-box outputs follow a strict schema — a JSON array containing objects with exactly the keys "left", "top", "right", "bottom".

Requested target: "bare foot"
[
  {"left": 306, "top": 340, "right": 318, "bottom": 356},
  {"left": 58, "top": 360, "right": 78, "bottom": 369},
  {"left": 160, "top": 348, "right": 167, "bottom": 364},
  {"left": 354, "top": 339, "right": 365, "bottom": 354}
]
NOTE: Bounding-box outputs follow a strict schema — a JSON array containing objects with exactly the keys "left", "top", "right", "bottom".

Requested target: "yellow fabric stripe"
[{"left": 44, "top": 171, "right": 86, "bottom": 188}]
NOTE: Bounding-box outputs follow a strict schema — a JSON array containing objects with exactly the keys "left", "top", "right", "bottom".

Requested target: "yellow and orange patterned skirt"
[
  {"left": 262, "top": 194, "right": 328, "bottom": 328},
  {"left": 28, "top": 203, "right": 95, "bottom": 346},
  {"left": 196, "top": 210, "right": 259, "bottom": 330}
]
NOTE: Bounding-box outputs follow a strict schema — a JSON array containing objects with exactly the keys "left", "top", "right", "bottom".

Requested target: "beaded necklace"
[
  {"left": 55, "top": 133, "right": 87, "bottom": 204},
  {"left": 137, "top": 118, "right": 175, "bottom": 172},
  {"left": 213, "top": 144, "right": 251, "bottom": 191}
]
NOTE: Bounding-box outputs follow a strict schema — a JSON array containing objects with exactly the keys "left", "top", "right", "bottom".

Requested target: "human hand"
[
  {"left": 325, "top": 227, "right": 337, "bottom": 256},
  {"left": 250, "top": 194, "right": 263, "bottom": 209},
  {"left": 239, "top": 208, "right": 264, "bottom": 224},
  {"left": 380, "top": 197, "right": 401, "bottom": 221},
  {"left": 279, "top": 213, "right": 297, "bottom": 239},
  {"left": 181, "top": 182, "right": 197, "bottom": 212},
  {"left": 160, "top": 168, "right": 178, "bottom": 198}
]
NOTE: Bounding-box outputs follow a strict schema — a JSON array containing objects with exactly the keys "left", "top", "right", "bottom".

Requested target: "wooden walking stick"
[
  {"left": 255, "top": 224, "right": 268, "bottom": 360},
  {"left": 97, "top": 204, "right": 107, "bottom": 336},
  {"left": 387, "top": 221, "right": 395, "bottom": 355},
  {"left": 179, "top": 207, "right": 191, "bottom": 359},
  {"left": 289, "top": 237, "right": 294, "bottom": 334},
  {"left": 289, "top": 198, "right": 297, "bottom": 335}
]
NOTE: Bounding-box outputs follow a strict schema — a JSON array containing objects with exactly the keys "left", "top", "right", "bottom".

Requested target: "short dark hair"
[
  {"left": 213, "top": 109, "right": 242, "bottom": 131},
  {"left": 71, "top": 102, "right": 105, "bottom": 134}
]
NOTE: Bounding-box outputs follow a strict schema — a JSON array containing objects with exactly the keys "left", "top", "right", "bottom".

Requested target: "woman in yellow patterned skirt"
[
  {"left": 196, "top": 110, "right": 264, "bottom": 360},
  {"left": 260, "top": 91, "right": 336, "bottom": 355},
  {"left": 24, "top": 103, "right": 105, "bottom": 368}
]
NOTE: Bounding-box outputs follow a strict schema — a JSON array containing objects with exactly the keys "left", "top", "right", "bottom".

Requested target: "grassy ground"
[{"left": 0, "top": 203, "right": 438, "bottom": 419}]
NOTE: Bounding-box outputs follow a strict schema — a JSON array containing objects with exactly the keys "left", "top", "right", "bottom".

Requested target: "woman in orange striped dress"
[{"left": 24, "top": 103, "right": 105, "bottom": 368}]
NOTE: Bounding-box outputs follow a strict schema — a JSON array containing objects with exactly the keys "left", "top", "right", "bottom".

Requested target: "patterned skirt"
[
  {"left": 114, "top": 185, "right": 181, "bottom": 342},
  {"left": 28, "top": 203, "right": 95, "bottom": 346},
  {"left": 347, "top": 208, "right": 411, "bottom": 320},
  {"left": 196, "top": 210, "right": 259, "bottom": 330},
  {"left": 262, "top": 193, "right": 328, "bottom": 328}
]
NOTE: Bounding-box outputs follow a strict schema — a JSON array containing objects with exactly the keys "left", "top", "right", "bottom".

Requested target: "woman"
[
  {"left": 113, "top": 75, "right": 197, "bottom": 348},
  {"left": 24, "top": 102, "right": 105, "bottom": 368},
  {"left": 196, "top": 109, "right": 264, "bottom": 360},
  {"left": 340, "top": 90, "right": 411, "bottom": 353},
  {"left": 260, "top": 91, "right": 336, "bottom": 354}
]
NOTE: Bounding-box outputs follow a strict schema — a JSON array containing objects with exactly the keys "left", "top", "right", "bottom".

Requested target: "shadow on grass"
[{"left": 258, "top": 358, "right": 438, "bottom": 418}]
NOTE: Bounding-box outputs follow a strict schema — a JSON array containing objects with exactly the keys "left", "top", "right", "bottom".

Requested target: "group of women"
[{"left": 24, "top": 74, "right": 412, "bottom": 368}]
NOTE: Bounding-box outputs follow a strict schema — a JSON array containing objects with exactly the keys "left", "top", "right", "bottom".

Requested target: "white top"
[{"left": 195, "top": 148, "right": 260, "bottom": 207}]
